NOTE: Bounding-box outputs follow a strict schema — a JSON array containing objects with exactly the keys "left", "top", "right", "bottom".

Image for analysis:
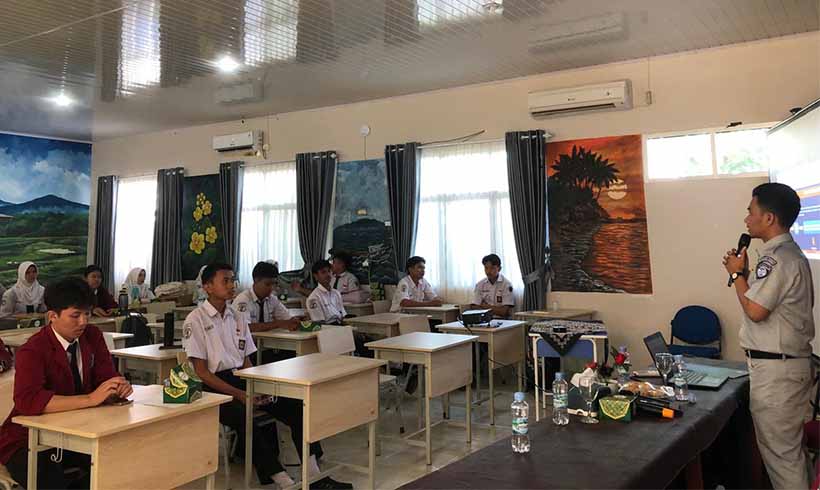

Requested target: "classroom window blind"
[{"left": 113, "top": 175, "right": 157, "bottom": 290}]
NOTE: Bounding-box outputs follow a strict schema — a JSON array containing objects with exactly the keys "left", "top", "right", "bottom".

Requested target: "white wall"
[{"left": 92, "top": 32, "right": 820, "bottom": 365}]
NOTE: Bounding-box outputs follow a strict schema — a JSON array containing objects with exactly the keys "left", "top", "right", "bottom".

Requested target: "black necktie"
[
  {"left": 67, "top": 342, "right": 82, "bottom": 394},
  {"left": 257, "top": 299, "right": 265, "bottom": 323},
  {"left": 333, "top": 275, "right": 341, "bottom": 290}
]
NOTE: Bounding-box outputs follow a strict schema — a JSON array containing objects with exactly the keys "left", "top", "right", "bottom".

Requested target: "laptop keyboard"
[{"left": 684, "top": 371, "right": 706, "bottom": 384}]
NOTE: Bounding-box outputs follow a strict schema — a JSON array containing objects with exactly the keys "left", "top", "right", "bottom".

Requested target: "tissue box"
[
  {"left": 599, "top": 395, "right": 636, "bottom": 422},
  {"left": 298, "top": 321, "right": 322, "bottom": 332},
  {"left": 163, "top": 362, "right": 203, "bottom": 404},
  {"left": 567, "top": 385, "right": 612, "bottom": 417}
]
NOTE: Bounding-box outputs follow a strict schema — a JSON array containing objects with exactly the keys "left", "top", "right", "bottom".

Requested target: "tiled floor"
[{"left": 181, "top": 380, "right": 532, "bottom": 489}]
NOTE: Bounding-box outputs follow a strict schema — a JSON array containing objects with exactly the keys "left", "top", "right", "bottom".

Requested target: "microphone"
[{"left": 727, "top": 233, "right": 751, "bottom": 287}]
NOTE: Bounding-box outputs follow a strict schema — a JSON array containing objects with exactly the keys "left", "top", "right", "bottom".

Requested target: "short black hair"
[
  {"left": 406, "top": 256, "right": 425, "bottom": 272},
  {"left": 84, "top": 264, "right": 103, "bottom": 277},
  {"left": 201, "top": 263, "right": 234, "bottom": 284},
  {"left": 331, "top": 251, "right": 352, "bottom": 268},
  {"left": 44, "top": 277, "right": 94, "bottom": 314},
  {"left": 311, "top": 259, "right": 332, "bottom": 275},
  {"left": 252, "top": 261, "right": 279, "bottom": 281},
  {"left": 753, "top": 183, "right": 801, "bottom": 229},
  {"left": 482, "top": 254, "right": 501, "bottom": 267}
]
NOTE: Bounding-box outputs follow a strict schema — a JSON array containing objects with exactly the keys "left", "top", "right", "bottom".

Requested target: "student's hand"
[
  {"left": 283, "top": 319, "right": 300, "bottom": 331},
  {"left": 114, "top": 378, "right": 133, "bottom": 398},
  {"left": 723, "top": 247, "right": 747, "bottom": 275},
  {"left": 92, "top": 307, "right": 109, "bottom": 317},
  {"left": 89, "top": 378, "right": 123, "bottom": 406}
]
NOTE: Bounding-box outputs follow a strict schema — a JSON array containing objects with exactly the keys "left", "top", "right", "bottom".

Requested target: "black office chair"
[{"left": 668, "top": 305, "right": 722, "bottom": 358}]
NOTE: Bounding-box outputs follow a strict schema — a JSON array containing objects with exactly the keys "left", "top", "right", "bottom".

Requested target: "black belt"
[{"left": 745, "top": 349, "right": 802, "bottom": 360}]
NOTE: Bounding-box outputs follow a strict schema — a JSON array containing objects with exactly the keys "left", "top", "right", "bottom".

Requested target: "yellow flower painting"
[
  {"left": 189, "top": 232, "right": 205, "bottom": 254},
  {"left": 193, "top": 207, "right": 203, "bottom": 222},
  {"left": 205, "top": 226, "right": 218, "bottom": 244}
]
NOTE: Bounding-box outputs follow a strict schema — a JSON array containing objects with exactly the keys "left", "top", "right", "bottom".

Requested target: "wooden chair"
[
  {"left": 145, "top": 301, "right": 176, "bottom": 317},
  {"left": 372, "top": 300, "right": 391, "bottom": 314}
]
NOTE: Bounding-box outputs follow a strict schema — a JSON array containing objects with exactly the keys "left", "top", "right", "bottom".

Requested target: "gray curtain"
[
  {"left": 296, "top": 151, "right": 337, "bottom": 272},
  {"left": 506, "top": 130, "right": 549, "bottom": 311},
  {"left": 150, "top": 167, "right": 184, "bottom": 289},
  {"left": 385, "top": 142, "right": 420, "bottom": 275},
  {"left": 219, "top": 161, "right": 244, "bottom": 270},
  {"left": 93, "top": 175, "right": 118, "bottom": 290}
]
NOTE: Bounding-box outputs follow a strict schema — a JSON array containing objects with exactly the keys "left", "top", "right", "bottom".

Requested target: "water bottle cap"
[
  {"left": 514, "top": 392, "right": 525, "bottom": 402},
  {"left": 673, "top": 354, "right": 684, "bottom": 361},
  {"left": 554, "top": 372, "right": 564, "bottom": 381}
]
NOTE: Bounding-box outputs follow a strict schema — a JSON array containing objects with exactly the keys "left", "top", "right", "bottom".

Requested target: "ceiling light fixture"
[
  {"left": 215, "top": 55, "right": 241, "bottom": 73},
  {"left": 51, "top": 92, "right": 74, "bottom": 108}
]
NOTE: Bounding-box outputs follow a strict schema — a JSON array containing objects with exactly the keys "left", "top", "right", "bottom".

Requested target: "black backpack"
[{"left": 120, "top": 312, "right": 154, "bottom": 347}]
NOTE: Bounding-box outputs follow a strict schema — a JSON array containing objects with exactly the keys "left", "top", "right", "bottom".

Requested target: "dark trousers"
[
  {"left": 209, "top": 370, "right": 322, "bottom": 484},
  {"left": 6, "top": 447, "right": 91, "bottom": 490}
]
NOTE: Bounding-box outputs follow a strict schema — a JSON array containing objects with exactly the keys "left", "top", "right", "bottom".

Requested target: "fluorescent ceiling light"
[
  {"left": 51, "top": 92, "right": 74, "bottom": 107},
  {"left": 215, "top": 55, "right": 241, "bottom": 73}
]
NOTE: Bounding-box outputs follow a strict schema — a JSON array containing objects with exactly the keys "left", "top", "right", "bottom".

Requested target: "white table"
[
  {"left": 344, "top": 313, "right": 417, "bottom": 338},
  {"left": 344, "top": 302, "right": 374, "bottom": 317},
  {"left": 146, "top": 320, "right": 184, "bottom": 342},
  {"left": 111, "top": 344, "right": 183, "bottom": 384},
  {"left": 401, "top": 305, "right": 460, "bottom": 323},
  {"left": 252, "top": 329, "right": 319, "bottom": 362}
]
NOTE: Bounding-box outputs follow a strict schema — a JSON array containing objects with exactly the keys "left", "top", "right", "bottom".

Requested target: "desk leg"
[
  {"left": 532, "top": 338, "right": 540, "bottom": 422},
  {"left": 474, "top": 343, "right": 481, "bottom": 406},
  {"left": 257, "top": 342, "right": 262, "bottom": 365},
  {"left": 245, "top": 379, "right": 254, "bottom": 488},
  {"left": 302, "top": 400, "right": 310, "bottom": 490},
  {"left": 425, "top": 391, "right": 431, "bottom": 465},
  {"left": 489, "top": 355, "right": 495, "bottom": 426},
  {"left": 205, "top": 473, "right": 215, "bottom": 490},
  {"left": 465, "top": 383, "right": 472, "bottom": 444},
  {"left": 27, "top": 428, "right": 37, "bottom": 490},
  {"left": 417, "top": 366, "right": 424, "bottom": 430},
  {"left": 368, "top": 421, "right": 376, "bottom": 490}
]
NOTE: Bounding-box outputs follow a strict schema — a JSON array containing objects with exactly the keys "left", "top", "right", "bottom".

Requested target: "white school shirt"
[
  {"left": 331, "top": 271, "right": 367, "bottom": 303},
  {"left": 306, "top": 284, "right": 347, "bottom": 323},
  {"left": 390, "top": 275, "right": 437, "bottom": 312},
  {"left": 233, "top": 288, "right": 292, "bottom": 324},
  {"left": 473, "top": 274, "right": 515, "bottom": 307},
  {"left": 182, "top": 300, "right": 257, "bottom": 374}
]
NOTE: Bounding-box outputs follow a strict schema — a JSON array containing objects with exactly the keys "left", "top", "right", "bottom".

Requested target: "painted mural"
[
  {"left": 547, "top": 134, "right": 652, "bottom": 294},
  {"left": 0, "top": 133, "right": 91, "bottom": 286},
  {"left": 181, "top": 174, "right": 226, "bottom": 279}
]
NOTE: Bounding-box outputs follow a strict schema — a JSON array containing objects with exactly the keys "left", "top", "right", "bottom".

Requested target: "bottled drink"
[
  {"left": 672, "top": 355, "right": 689, "bottom": 402},
  {"left": 552, "top": 372, "right": 569, "bottom": 426},
  {"left": 511, "top": 392, "right": 530, "bottom": 453}
]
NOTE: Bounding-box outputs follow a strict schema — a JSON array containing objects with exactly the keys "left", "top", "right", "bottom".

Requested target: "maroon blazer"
[
  {"left": 0, "top": 324, "right": 119, "bottom": 463},
  {"left": 93, "top": 287, "right": 118, "bottom": 311}
]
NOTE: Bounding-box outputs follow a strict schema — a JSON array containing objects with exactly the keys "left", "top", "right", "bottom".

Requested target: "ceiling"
[{"left": 0, "top": 0, "right": 817, "bottom": 142}]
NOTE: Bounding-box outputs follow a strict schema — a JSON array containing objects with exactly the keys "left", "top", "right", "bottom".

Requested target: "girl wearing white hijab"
[
  {"left": 122, "top": 268, "right": 156, "bottom": 304},
  {"left": 194, "top": 265, "right": 208, "bottom": 305},
  {"left": 0, "top": 262, "right": 46, "bottom": 317}
]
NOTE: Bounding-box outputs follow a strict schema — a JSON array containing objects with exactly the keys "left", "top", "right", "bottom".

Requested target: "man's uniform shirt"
[
  {"left": 391, "top": 275, "right": 437, "bottom": 312},
  {"left": 182, "top": 300, "right": 257, "bottom": 374},
  {"left": 306, "top": 284, "right": 347, "bottom": 323},
  {"left": 332, "top": 271, "right": 367, "bottom": 303},
  {"left": 473, "top": 274, "right": 515, "bottom": 308},
  {"left": 233, "top": 288, "right": 292, "bottom": 325}
]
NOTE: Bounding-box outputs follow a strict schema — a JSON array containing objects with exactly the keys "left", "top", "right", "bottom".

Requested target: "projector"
[{"left": 461, "top": 309, "right": 493, "bottom": 326}]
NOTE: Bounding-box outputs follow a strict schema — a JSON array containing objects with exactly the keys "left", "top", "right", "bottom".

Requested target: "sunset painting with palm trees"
[{"left": 547, "top": 134, "right": 652, "bottom": 294}]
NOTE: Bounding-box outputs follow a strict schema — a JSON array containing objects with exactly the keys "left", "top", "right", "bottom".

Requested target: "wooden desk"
[
  {"left": 0, "top": 331, "right": 132, "bottom": 352},
  {"left": 252, "top": 330, "right": 319, "bottom": 362},
  {"left": 110, "top": 344, "right": 182, "bottom": 384},
  {"left": 146, "top": 321, "right": 184, "bottom": 342},
  {"left": 344, "top": 302, "right": 374, "bottom": 317},
  {"left": 437, "top": 320, "right": 526, "bottom": 425},
  {"left": 88, "top": 316, "right": 118, "bottom": 333},
  {"left": 514, "top": 309, "right": 597, "bottom": 322},
  {"left": 283, "top": 297, "right": 303, "bottom": 308},
  {"left": 105, "top": 333, "right": 134, "bottom": 350},
  {"left": 366, "top": 332, "right": 477, "bottom": 465},
  {"left": 14, "top": 385, "right": 230, "bottom": 490},
  {"left": 343, "top": 313, "right": 416, "bottom": 338},
  {"left": 401, "top": 305, "right": 460, "bottom": 323},
  {"left": 237, "top": 354, "right": 385, "bottom": 490}
]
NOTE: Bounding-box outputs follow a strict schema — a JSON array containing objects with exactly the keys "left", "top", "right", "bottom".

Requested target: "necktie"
[
  {"left": 67, "top": 342, "right": 82, "bottom": 394},
  {"left": 333, "top": 275, "right": 341, "bottom": 290},
  {"left": 257, "top": 299, "right": 265, "bottom": 323}
]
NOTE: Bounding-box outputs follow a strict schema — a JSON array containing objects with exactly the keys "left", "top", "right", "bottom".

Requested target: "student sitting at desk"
[
  {"left": 234, "top": 261, "right": 299, "bottom": 332},
  {"left": 390, "top": 256, "right": 443, "bottom": 312},
  {"left": 84, "top": 265, "right": 118, "bottom": 317},
  {"left": 121, "top": 268, "right": 155, "bottom": 304},
  {"left": 306, "top": 260, "right": 347, "bottom": 324},
  {"left": 182, "top": 263, "right": 350, "bottom": 490},
  {"left": 0, "top": 277, "right": 132, "bottom": 489},
  {"left": 0, "top": 261, "right": 46, "bottom": 318},
  {"left": 469, "top": 254, "right": 515, "bottom": 319},
  {"left": 292, "top": 251, "right": 369, "bottom": 304}
]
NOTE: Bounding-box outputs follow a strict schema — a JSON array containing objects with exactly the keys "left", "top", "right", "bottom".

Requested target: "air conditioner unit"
[
  {"left": 528, "top": 80, "right": 632, "bottom": 118},
  {"left": 212, "top": 130, "right": 263, "bottom": 152}
]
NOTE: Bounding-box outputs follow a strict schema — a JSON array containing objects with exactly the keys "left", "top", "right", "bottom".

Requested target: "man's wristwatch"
[{"left": 730, "top": 271, "right": 744, "bottom": 284}]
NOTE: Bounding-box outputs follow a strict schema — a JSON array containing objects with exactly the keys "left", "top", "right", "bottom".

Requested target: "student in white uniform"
[
  {"left": 390, "top": 256, "right": 443, "bottom": 312},
  {"left": 291, "top": 251, "right": 369, "bottom": 305},
  {"left": 0, "top": 261, "right": 46, "bottom": 318},
  {"left": 182, "top": 263, "right": 350, "bottom": 490},
  {"left": 121, "top": 268, "right": 155, "bottom": 304},
  {"left": 233, "top": 261, "right": 299, "bottom": 332},
  {"left": 470, "top": 254, "right": 515, "bottom": 318},
  {"left": 306, "top": 260, "right": 347, "bottom": 324}
]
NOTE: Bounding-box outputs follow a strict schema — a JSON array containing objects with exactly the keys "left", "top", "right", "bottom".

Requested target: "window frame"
[{"left": 643, "top": 122, "right": 774, "bottom": 183}]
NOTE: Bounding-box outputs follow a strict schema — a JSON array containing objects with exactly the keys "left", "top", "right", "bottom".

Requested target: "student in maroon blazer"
[
  {"left": 0, "top": 277, "right": 132, "bottom": 489},
  {"left": 83, "top": 265, "right": 118, "bottom": 316}
]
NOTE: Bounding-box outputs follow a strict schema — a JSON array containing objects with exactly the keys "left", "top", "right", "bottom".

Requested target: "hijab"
[
  {"left": 13, "top": 261, "right": 44, "bottom": 305},
  {"left": 194, "top": 265, "right": 208, "bottom": 305},
  {"left": 123, "top": 268, "right": 152, "bottom": 302}
]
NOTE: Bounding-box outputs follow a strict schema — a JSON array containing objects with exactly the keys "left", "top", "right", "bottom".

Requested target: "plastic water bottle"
[
  {"left": 552, "top": 372, "right": 569, "bottom": 426},
  {"left": 511, "top": 392, "right": 530, "bottom": 453},
  {"left": 672, "top": 355, "right": 689, "bottom": 402}
]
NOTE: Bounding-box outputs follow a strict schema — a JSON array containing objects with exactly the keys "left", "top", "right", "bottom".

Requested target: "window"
[
  {"left": 417, "top": 0, "right": 503, "bottom": 27},
  {"left": 238, "top": 162, "right": 302, "bottom": 287},
  {"left": 414, "top": 140, "right": 523, "bottom": 304},
  {"left": 113, "top": 175, "right": 157, "bottom": 290},
  {"left": 646, "top": 126, "right": 770, "bottom": 180},
  {"left": 243, "top": 0, "right": 298, "bottom": 66}
]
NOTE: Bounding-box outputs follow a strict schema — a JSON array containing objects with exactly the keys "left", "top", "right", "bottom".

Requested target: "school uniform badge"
[
  {"left": 756, "top": 256, "right": 777, "bottom": 279},
  {"left": 237, "top": 302, "right": 247, "bottom": 313},
  {"left": 309, "top": 299, "right": 318, "bottom": 309},
  {"left": 183, "top": 324, "right": 193, "bottom": 339}
]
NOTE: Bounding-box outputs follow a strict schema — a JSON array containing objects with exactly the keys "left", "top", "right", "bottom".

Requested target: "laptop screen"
[{"left": 643, "top": 332, "right": 670, "bottom": 367}]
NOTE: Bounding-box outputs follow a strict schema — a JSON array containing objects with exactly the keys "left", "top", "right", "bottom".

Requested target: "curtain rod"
[
  {"left": 240, "top": 158, "right": 295, "bottom": 168},
  {"left": 418, "top": 131, "right": 551, "bottom": 150}
]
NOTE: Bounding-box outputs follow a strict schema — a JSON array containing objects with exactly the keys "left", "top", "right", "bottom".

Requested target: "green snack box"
[
  {"left": 298, "top": 321, "right": 322, "bottom": 332},
  {"left": 599, "top": 394, "right": 635, "bottom": 422},
  {"left": 163, "top": 361, "right": 203, "bottom": 404}
]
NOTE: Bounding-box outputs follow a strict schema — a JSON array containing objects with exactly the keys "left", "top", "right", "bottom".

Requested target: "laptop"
[{"left": 642, "top": 332, "right": 731, "bottom": 390}]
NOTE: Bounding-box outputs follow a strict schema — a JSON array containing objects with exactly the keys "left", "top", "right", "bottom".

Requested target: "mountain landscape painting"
[{"left": 0, "top": 133, "right": 91, "bottom": 286}]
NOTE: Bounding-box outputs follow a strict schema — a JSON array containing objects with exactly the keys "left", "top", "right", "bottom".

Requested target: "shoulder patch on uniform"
[
  {"left": 308, "top": 299, "right": 318, "bottom": 309},
  {"left": 401, "top": 284, "right": 407, "bottom": 292},
  {"left": 756, "top": 256, "right": 778, "bottom": 279},
  {"left": 183, "top": 323, "right": 193, "bottom": 339},
  {"left": 236, "top": 302, "right": 247, "bottom": 312}
]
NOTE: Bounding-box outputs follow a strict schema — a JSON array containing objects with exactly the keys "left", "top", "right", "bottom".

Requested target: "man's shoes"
[{"left": 310, "top": 476, "right": 353, "bottom": 489}]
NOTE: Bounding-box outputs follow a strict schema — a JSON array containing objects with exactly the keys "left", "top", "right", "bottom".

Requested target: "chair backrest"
[
  {"left": 372, "top": 300, "right": 391, "bottom": 314},
  {"left": 146, "top": 301, "right": 176, "bottom": 316},
  {"left": 399, "top": 315, "right": 430, "bottom": 335},
  {"left": 102, "top": 332, "right": 116, "bottom": 352},
  {"left": 670, "top": 305, "right": 721, "bottom": 345},
  {"left": 176, "top": 350, "right": 188, "bottom": 365},
  {"left": 384, "top": 285, "right": 397, "bottom": 301},
  {"left": 120, "top": 313, "right": 154, "bottom": 347},
  {"left": 317, "top": 326, "right": 356, "bottom": 356}
]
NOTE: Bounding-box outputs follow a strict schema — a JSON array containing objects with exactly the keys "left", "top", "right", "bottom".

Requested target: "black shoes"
[{"left": 310, "top": 476, "right": 353, "bottom": 489}]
